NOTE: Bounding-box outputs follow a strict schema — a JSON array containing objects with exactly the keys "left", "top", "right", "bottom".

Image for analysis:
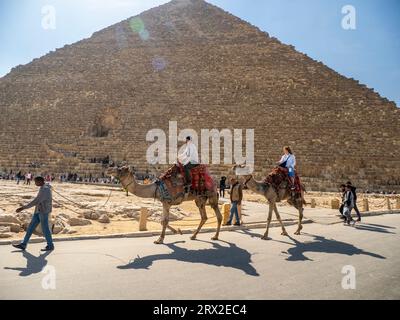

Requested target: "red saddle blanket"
[
  {"left": 264, "top": 167, "right": 302, "bottom": 193},
  {"left": 159, "top": 163, "right": 216, "bottom": 196}
]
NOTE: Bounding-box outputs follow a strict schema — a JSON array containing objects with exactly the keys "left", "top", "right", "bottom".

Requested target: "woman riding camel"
[{"left": 277, "top": 146, "right": 296, "bottom": 190}]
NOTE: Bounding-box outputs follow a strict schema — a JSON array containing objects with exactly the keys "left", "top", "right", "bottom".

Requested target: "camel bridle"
[{"left": 244, "top": 176, "right": 253, "bottom": 188}]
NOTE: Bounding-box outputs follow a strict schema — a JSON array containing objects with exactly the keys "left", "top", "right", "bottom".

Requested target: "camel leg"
[
  {"left": 154, "top": 203, "right": 171, "bottom": 244},
  {"left": 210, "top": 196, "right": 222, "bottom": 241},
  {"left": 167, "top": 225, "right": 183, "bottom": 235},
  {"left": 273, "top": 203, "right": 288, "bottom": 236},
  {"left": 294, "top": 205, "right": 304, "bottom": 235},
  {"left": 191, "top": 198, "right": 208, "bottom": 240},
  {"left": 262, "top": 203, "right": 274, "bottom": 240}
]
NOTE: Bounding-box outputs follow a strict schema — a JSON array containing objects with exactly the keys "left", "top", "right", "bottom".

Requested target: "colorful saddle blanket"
[
  {"left": 159, "top": 163, "right": 216, "bottom": 199},
  {"left": 264, "top": 167, "right": 303, "bottom": 194}
]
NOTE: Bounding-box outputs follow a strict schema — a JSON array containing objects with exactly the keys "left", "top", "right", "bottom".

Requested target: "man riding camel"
[
  {"left": 277, "top": 146, "right": 296, "bottom": 190},
  {"left": 178, "top": 136, "right": 199, "bottom": 191}
]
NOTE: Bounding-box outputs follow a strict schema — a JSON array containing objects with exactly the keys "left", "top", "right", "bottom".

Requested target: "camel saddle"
[
  {"left": 264, "top": 167, "right": 303, "bottom": 194},
  {"left": 159, "top": 163, "right": 216, "bottom": 199}
]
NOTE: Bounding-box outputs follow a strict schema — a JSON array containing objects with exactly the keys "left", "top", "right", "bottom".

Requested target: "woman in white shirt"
[{"left": 277, "top": 146, "right": 296, "bottom": 190}]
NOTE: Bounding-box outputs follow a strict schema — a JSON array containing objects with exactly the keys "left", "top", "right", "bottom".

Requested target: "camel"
[
  {"left": 234, "top": 165, "right": 306, "bottom": 240},
  {"left": 106, "top": 166, "right": 222, "bottom": 244}
]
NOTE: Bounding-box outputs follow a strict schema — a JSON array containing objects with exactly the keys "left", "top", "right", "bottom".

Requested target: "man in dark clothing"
[
  {"left": 347, "top": 181, "right": 362, "bottom": 222},
  {"left": 219, "top": 176, "right": 227, "bottom": 198},
  {"left": 339, "top": 184, "right": 346, "bottom": 220},
  {"left": 343, "top": 184, "right": 356, "bottom": 226}
]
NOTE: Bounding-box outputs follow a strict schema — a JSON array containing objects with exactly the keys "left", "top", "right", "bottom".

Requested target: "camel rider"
[
  {"left": 277, "top": 146, "right": 296, "bottom": 190},
  {"left": 178, "top": 136, "right": 199, "bottom": 188}
]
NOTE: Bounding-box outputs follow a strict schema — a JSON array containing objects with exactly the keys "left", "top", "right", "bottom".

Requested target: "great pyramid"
[{"left": 0, "top": 0, "right": 399, "bottom": 191}]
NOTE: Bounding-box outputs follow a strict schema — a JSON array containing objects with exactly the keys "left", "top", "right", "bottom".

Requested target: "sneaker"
[
  {"left": 234, "top": 223, "right": 241, "bottom": 226},
  {"left": 12, "top": 243, "right": 26, "bottom": 251},
  {"left": 356, "top": 218, "right": 361, "bottom": 222},
  {"left": 223, "top": 222, "right": 232, "bottom": 226},
  {"left": 41, "top": 246, "right": 54, "bottom": 252}
]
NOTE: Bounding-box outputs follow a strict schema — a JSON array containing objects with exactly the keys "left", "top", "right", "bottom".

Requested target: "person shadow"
[
  {"left": 118, "top": 240, "right": 259, "bottom": 276},
  {"left": 354, "top": 223, "right": 396, "bottom": 234},
  {"left": 4, "top": 250, "right": 52, "bottom": 277},
  {"left": 275, "top": 234, "right": 386, "bottom": 262}
]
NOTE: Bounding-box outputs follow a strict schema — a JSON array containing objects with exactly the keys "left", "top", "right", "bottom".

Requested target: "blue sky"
[{"left": 1, "top": 0, "right": 399, "bottom": 106}]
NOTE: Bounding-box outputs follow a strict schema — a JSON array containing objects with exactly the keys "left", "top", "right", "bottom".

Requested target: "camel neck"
[
  {"left": 247, "top": 176, "right": 266, "bottom": 195},
  {"left": 120, "top": 174, "right": 158, "bottom": 199}
]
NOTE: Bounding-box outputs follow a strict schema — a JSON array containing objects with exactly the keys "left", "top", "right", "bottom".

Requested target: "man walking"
[
  {"left": 13, "top": 176, "right": 54, "bottom": 251},
  {"left": 347, "top": 181, "right": 362, "bottom": 222},
  {"left": 339, "top": 184, "right": 346, "bottom": 220},
  {"left": 343, "top": 183, "right": 355, "bottom": 226},
  {"left": 224, "top": 177, "right": 243, "bottom": 226}
]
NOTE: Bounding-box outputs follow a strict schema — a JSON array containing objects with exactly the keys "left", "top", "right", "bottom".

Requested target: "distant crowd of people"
[{"left": 0, "top": 169, "right": 118, "bottom": 185}]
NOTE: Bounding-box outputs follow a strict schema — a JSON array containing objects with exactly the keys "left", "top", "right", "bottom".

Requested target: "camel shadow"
[
  {"left": 236, "top": 229, "right": 263, "bottom": 239},
  {"left": 275, "top": 234, "right": 386, "bottom": 262},
  {"left": 118, "top": 240, "right": 259, "bottom": 276},
  {"left": 4, "top": 250, "right": 52, "bottom": 277}
]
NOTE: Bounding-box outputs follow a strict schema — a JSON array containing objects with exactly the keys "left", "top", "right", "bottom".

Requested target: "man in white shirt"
[{"left": 178, "top": 136, "right": 199, "bottom": 188}]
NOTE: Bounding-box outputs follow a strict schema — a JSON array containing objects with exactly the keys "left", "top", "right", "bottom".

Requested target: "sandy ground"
[{"left": 0, "top": 180, "right": 398, "bottom": 241}]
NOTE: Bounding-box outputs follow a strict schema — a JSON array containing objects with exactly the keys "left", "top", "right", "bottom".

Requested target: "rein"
[
  {"left": 121, "top": 175, "right": 135, "bottom": 190},
  {"left": 244, "top": 176, "right": 253, "bottom": 188}
]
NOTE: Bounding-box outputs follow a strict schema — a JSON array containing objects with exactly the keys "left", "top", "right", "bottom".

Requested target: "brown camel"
[
  {"left": 106, "top": 166, "right": 222, "bottom": 244},
  {"left": 234, "top": 166, "right": 305, "bottom": 240}
]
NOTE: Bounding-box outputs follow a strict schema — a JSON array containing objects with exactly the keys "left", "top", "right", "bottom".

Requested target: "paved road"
[{"left": 0, "top": 214, "right": 399, "bottom": 299}]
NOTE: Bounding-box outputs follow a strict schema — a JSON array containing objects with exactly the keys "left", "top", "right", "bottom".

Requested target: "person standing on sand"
[
  {"left": 12, "top": 176, "right": 54, "bottom": 252},
  {"left": 25, "top": 172, "right": 32, "bottom": 185}
]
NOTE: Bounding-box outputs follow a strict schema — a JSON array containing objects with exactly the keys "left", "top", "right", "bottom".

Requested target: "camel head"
[
  {"left": 231, "top": 164, "right": 254, "bottom": 186},
  {"left": 106, "top": 165, "right": 135, "bottom": 180}
]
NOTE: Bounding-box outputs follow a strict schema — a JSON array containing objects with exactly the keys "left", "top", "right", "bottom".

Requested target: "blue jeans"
[
  {"left": 228, "top": 201, "right": 240, "bottom": 224},
  {"left": 22, "top": 212, "right": 54, "bottom": 248}
]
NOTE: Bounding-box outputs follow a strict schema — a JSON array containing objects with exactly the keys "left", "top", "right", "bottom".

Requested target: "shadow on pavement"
[
  {"left": 236, "top": 229, "right": 263, "bottom": 239},
  {"left": 354, "top": 223, "right": 396, "bottom": 234},
  {"left": 4, "top": 250, "right": 52, "bottom": 277},
  {"left": 118, "top": 240, "right": 259, "bottom": 276},
  {"left": 275, "top": 234, "right": 386, "bottom": 262},
  {"left": 361, "top": 223, "right": 396, "bottom": 229}
]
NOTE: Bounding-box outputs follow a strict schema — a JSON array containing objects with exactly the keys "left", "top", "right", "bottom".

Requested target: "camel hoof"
[
  {"left": 261, "top": 236, "right": 271, "bottom": 241},
  {"left": 211, "top": 236, "right": 219, "bottom": 241},
  {"left": 281, "top": 231, "right": 289, "bottom": 236},
  {"left": 294, "top": 231, "right": 301, "bottom": 235},
  {"left": 177, "top": 228, "right": 183, "bottom": 235},
  {"left": 154, "top": 239, "right": 164, "bottom": 245},
  {"left": 190, "top": 235, "right": 197, "bottom": 241}
]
